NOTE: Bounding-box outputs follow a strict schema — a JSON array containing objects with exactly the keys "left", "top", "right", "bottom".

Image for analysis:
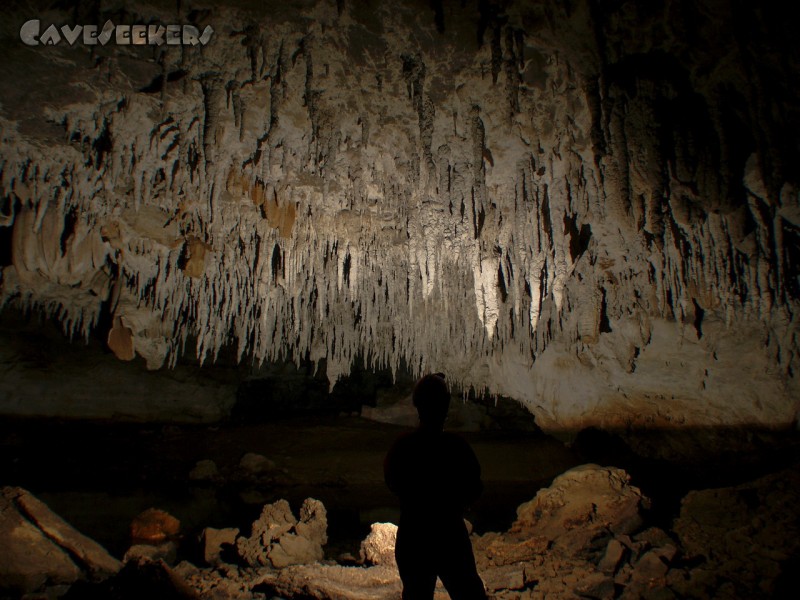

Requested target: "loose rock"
[
  {"left": 359, "top": 522, "right": 398, "bottom": 566},
  {"left": 188, "top": 459, "right": 219, "bottom": 482},
  {"left": 131, "top": 508, "right": 181, "bottom": 544},
  {"left": 236, "top": 498, "right": 327, "bottom": 568}
]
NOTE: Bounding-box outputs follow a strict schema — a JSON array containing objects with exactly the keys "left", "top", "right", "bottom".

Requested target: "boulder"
[
  {"left": 513, "top": 464, "right": 650, "bottom": 557},
  {"left": 359, "top": 522, "right": 398, "bottom": 566},
  {"left": 0, "top": 486, "right": 120, "bottom": 594},
  {"left": 672, "top": 464, "right": 800, "bottom": 598},
  {"left": 236, "top": 498, "right": 327, "bottom": 568}
]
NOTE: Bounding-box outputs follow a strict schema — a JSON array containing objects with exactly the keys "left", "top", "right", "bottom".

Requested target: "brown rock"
[
  {"left": 0, "top": 487, "right": 120, "bottom": 594},
  {"left": 260, "top": 564, "right": 402, "bottom": 600},
  {"left": 631, "top": 550, "right": 669, "bottom": 582},
  {"left": 107, "top": 315, "right": 135, "bottom": 361},
  {"left": 238, "top": 452, "right": 276, "bottom": 475},
  {"left": 124, "top": 542, "right": 178, "bottom": 565},
  {"left": 598, "top": 538, "right": 626, "bottom": 574},
  {"left": 131, "top": 508, "right": 181, "bottom": 544},
  {"left": 474, "top": 532, "right": 550, "bottom": 567},
  {"left": 180, "top": 238, "right": 209, "bottom": 279},
  {"left": 0, "top": 493, "right": 80, "bottom": 593},
  {"left": 11, "top": 487, "right": 121, "bottom": 578},
  {"left": 673, "top": 464, "right": 800, "bottom": 598},
  {"left": 202, "top": 527, "right": 239, "bottom": 565},
  {"left": 513, "top": 464, "right": 650, "bottom": 557},
  {"left": 62, "top": 557, "right": 200, "bottom": 600},
  {"left": 236, "top": 497, "right": 327, "bottom": 568}
]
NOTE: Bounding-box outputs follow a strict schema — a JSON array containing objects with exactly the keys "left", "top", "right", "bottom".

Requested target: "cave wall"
[{"left": 0, "top": 0, "right": 798, "bottom": 430}]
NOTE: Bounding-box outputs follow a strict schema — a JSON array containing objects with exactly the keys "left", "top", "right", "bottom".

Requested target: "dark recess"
[
  {"left": 91, "top": 119, "right": 113, "bottom": 170},
  {"left": 0, "top": 196, "right": 19, "bottom": 267},
  {"left": 60, "top": 208, "right": 79, "bottom": 256},
  {"left": 599, "top": 287, "right": 612, "bottom": 333},
  {"left": 564, "top": 213, "right": 592, "bottom": 262},
  {"left": 692, "top": 298, "right": 704, "bottom": 339},
  {"left": 138, "top": 70, "right": 189, "bottom": 94},
  {"left": 497, "top": 263, "right": 508, "bottom": 303},
  {"left": 271, "top": 243, "right": 282, "bottom": 280}
]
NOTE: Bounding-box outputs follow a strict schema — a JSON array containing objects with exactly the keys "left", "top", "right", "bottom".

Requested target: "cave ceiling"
[{"left": 0, "top": 0, "right": 798, "bottom": 430}]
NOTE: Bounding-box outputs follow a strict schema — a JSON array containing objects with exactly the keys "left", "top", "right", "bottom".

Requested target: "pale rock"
[{"left": 359, "top": 522, "right": 398, "bottom": 566}]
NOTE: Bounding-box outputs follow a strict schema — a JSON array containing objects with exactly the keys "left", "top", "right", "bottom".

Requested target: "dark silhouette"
[{"left": 384, "top": 373, "right": 488, "bottom": 600}]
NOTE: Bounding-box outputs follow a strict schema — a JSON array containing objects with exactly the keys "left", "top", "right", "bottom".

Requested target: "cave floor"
[{"left": 1, "top": 415, "right": 799, "bottom": 563}]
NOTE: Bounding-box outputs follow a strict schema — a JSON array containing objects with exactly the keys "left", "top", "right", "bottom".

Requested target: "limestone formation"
[
  {"left": 236, "top": 497, "right": 328, "bottom": 568},
  {"left": 0, "top": 0, "right": 798, "bottom": 431}
]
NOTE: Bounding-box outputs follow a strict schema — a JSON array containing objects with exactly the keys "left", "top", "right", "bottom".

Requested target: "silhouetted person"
[{"left": 384, "top": 374, "right": 488, "bottom": 600}]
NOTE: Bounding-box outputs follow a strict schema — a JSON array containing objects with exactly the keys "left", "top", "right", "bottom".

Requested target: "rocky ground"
[{"left": 3, "top": 457, "right": 799, "bottom": 599}]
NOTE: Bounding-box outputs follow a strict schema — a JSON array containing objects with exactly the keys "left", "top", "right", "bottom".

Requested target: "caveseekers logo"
[{"left": 20, "top": 19, "right": 214, "bottom": 46}]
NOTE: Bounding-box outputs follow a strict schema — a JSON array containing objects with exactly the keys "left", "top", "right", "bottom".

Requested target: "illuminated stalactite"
[{"left": 0, "top": 0, "right": 797, "bottom": 429}]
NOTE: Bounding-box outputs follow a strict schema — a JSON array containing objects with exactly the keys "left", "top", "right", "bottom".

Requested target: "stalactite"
[{"left": 0, "top": 0, "right": 797, "bottom": 429}]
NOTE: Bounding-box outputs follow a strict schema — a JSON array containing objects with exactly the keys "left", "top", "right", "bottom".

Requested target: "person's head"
[{"left": 413, "top": 373, "right": 450, "bottom": 430}]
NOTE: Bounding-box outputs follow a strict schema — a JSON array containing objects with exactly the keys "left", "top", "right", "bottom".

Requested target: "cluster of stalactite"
[{"left": 0, "top": 0, "right": 797, "bottom": 412}]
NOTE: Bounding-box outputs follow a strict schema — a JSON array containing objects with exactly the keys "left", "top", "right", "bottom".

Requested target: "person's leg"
[
  {"left": 436, "top": 523, "right": 487, "bottom": 600},
  {"left": 395, "top": 524, "right": 438, "bottom": 600}
]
